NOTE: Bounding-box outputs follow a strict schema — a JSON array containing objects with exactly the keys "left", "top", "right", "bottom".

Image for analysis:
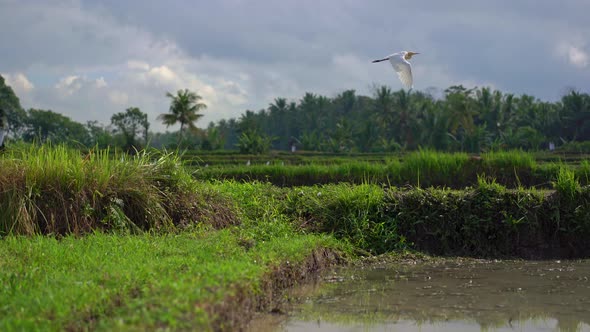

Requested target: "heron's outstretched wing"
[{"left": 389, "top": 56, "right": 413, "bottom": 89}]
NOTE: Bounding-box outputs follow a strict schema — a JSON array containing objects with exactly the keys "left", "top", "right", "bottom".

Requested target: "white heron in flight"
[{"left": 372, "top": 51, "right": 420, "bottom": 89}]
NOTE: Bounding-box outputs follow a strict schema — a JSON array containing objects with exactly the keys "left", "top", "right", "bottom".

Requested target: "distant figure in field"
[{"left": 288, "top": 137, "right": 298, "bottom": 153}]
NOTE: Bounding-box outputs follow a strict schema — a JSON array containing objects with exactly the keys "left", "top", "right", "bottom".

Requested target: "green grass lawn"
[{"left": 0, "top": 229, "right": 341, "bottom": 331}]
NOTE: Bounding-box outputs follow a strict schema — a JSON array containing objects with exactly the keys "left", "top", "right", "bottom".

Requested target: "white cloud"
[
  {"left": 557, "top": 42, "right": 589, "bottom": 68},
  {"left": 95, "top": 77, "right": 107, "bottom": 88},
  {"left": 108, "top": 91, "right": 128, "bottom": 105},
  {"left": 147, "top": 65, "right": 179, "bottom": 85},
  {"left": 55, "top": 75, "right": 83, "bottom": 96},
  {"left": 127, "top": 60, "right": 150, "bottom": 71},
  {"left": 2, "top": 73, "right": 35, "bottom": 95},
  {"left": 29, "top": 55, "right": 254, "bottom": 130},
  {"left": 567, "top": 46, "right": 589, "bottom": 68}
]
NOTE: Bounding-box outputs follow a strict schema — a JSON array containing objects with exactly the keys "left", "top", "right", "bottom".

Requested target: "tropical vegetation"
[{"left": 1, "top": 74, "right": 589, "bottom": 154}]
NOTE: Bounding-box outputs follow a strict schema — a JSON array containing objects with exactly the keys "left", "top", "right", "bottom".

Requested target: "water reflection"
[{"left": 251, "top": 259, "right": 590, "bottom": 332}]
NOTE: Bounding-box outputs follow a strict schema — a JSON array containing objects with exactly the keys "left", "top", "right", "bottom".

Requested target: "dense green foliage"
[
  {"left": 23, "top": 109, "right": 91, "bottom": 144},
  {"left": 235, "top": 130, "right": 276, "bottom": 154},
  {"left": 208, "top": 86, "right": 590, "bottom": 153},
  {"left": 110, "top": 107, "right": 150, "bottom": 151},
  {"left": 0, "top": 75, "right": 26, "bottom": 136},
  {"left": 387, "top": 184, "right": 590, "bottom": 258}
]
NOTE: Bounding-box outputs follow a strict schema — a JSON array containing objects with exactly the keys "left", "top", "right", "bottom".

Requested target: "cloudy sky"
[{"left": 1, "top": 0, "right": 589, "bottom": 131}]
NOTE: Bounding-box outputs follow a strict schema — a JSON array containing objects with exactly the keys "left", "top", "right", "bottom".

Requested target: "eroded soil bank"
[{"left": 207, "top": 248, "right": 343, "bottom": 331}]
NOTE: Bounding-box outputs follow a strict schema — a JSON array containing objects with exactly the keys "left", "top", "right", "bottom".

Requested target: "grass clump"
[
  {"left": 481, "top": 149, "right": 537, "bottom": 185},
  {"left": 211, "top": 181, "right": 296, "bottom": 243},
  {"left": 476, "top": 174, "right": 506, "bottom": 194},
  {"left": 399, "top": 149, "right": 469, "bottom": 187},
  {"left": 284, "top": 183, "right": 401, "bottom": 254},
  {"left": 553, "top": 167, "right": 581, "bottom": 200},
  {"left": 482, "top": 149, "right": 536, "bottom": 169},
  {"left": 576, "top": 160, "right": 590, "bottom": 185},
  {"left": 0, "top": 144, "right": 236, "bottom": 235}
]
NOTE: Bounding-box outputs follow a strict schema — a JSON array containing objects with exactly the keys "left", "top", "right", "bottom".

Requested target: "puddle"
[{"left": 249, "top": 259, "right": 590, "bottom": 331}]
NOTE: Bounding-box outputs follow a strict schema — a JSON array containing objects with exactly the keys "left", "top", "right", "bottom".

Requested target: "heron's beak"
[{"left": 405, "top": 52, "right": 420, "bottom": 60}]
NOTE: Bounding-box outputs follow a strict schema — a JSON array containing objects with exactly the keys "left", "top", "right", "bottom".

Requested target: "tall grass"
[
  {"left": 578, "top": 160, "right": 590, "bottom": 184},
  {"left": 553, "top": 167, "right": 581, "bottom": 199},
  {"left": 196, "top": 162, "right": 389, "bottom": 186},
  {"left": 0, "top": 144, "right": 235, "bottom": 235},
  {"left": 397, "top": 149, "right": 469, "bottom": 187},
  {"left": 282, "top": 183, "right": 400, "bottom": 253},
  {"left": 482, "top": 149, "right": 536, "bottom": 169},
  {"left": 476, "top": 174, "right": 506, "bottom": 194},
  {"left": 194, "top": 149, "right": 582, "bottom": 188}
]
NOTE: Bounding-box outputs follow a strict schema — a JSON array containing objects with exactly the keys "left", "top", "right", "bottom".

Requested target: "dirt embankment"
[{"left": 206, "top": 248, "right": 343, "bottom": 331}]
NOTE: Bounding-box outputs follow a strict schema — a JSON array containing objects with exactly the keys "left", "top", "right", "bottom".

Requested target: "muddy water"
[{"left": 249, "top": 259, "right": 590, "bottom": 332}]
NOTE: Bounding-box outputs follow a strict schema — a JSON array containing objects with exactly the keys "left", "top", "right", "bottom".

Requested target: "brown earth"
[{"left": 205, "top": 248, "right": 344, "bottom": 331}]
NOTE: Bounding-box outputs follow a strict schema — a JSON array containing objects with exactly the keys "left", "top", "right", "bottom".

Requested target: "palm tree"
[
  {"left": 560, "top": 90, "right": 590, "bottom": 141},
  {"left": 268, "top": 98, "right": 289, "bottom": 148},
  {"left": 158, "top": 89, "right": 207, "bottom": 145},
  {"left": 373, "top": 86, "right": 395, "bottom": 140},
  {"left": 418, "top": 101, "right": 450, "bottom": 150},
  {"left": 445, "top": 85, "right": 476, "bottom": 135},
  {"left": 391, "top": 89, "right": 416, "bottom": 147}
]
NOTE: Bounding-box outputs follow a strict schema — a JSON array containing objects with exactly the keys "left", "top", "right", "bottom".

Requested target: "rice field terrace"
[
  {"left": 189, "top": 149, "right": 590, "bottom": 188},
  {"left": 182, "top": 149, "right": 590, "bottom": 167},
  {"left": 2, "top": 145, "right": 590, "bottom": 331}
]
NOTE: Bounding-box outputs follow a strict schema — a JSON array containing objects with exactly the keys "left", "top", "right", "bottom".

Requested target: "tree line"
[
  {"left": 1, "top": 74, "right": 589, "bottom": 153},
  {"left": 210, "top": 85, "right": 590, "bottom": 153},
  {"left": 0, "top": 75, "right": 205, "bottom": 152}
]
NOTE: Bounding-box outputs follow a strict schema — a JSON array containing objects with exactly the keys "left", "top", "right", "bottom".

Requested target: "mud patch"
[{"left": 268, "top": 257, "right": 590, "bottom": 331}]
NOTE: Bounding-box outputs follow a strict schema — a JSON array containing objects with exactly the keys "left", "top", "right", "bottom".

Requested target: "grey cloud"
[{"left": 0, "top": 1, "right": 176, "bottom": 71}]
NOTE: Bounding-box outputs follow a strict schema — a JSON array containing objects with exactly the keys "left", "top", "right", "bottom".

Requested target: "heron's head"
[{"left": 404, "top": 51, "right": 420, "bottom": 60}]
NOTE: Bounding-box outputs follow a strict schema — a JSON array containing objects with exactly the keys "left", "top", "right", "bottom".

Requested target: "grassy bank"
[
  {"left": 0, "top": 144, "right": 239, "bottom": 235},
  {"left": 279, "top": 172, "right": 590, "bottom": 258},
  {"left": 0, "top": 231, "right": 341, "bottom": 331}
]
